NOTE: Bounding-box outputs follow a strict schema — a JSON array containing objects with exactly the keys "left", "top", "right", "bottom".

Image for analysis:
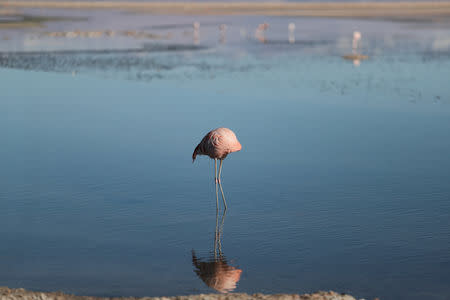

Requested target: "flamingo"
[
  {"left": 288, "top": 22, "right": 296, "bottom": 44},
  {"left": 342, "top": 31, "right": 368, "bottom": 65},
  {"left": 219, "top": 24, "right": 227, "bottom": 44},
  {"left": 192, "top": 128, "right": 242, "bottom": 209},
  {"left": 288, "top": 22, "right": 296, "bottom": 32},
  {"left": 193, "top": 21, "right": 200, "bottom": 44},
  {"left": 255, "top": 22, "right": 269, "bottom": 43},
  {"left": 352, "top": 31, "right": 362, "bottom": 54},
  {"left": 257, "top": 22, "right": 269, "bottom": 31}
]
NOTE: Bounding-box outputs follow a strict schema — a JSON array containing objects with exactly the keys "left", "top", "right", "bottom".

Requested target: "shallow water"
[{"left": 1, "top": 10, "right": 450, "bottom": 300}]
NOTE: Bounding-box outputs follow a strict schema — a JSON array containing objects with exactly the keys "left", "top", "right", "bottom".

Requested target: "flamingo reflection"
[{"left": 192, "top": 193, "right": 242, "bottom": 293}]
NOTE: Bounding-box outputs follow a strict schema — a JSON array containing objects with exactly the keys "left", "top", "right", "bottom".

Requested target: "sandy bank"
[
  {"left": 2, "top": 1, "right": 450, "bottom": 18},
  {"left": 0, "top": 287, "right": 358, "bottom": 300}
]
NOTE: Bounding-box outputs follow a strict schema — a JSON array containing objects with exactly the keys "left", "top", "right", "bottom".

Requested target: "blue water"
[{"left": 1, "top": 12, "right": 450, "bottom": 300}]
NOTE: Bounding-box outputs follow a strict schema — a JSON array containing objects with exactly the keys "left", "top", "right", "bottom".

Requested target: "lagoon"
[{"left": 1, "top": 10, "right": 450, "bottom": 300}]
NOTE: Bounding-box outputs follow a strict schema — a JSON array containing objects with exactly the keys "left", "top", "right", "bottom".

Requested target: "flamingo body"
[
  {"left": 192, "top": 128, "right": 242, "bottom": 162},
  {"left": 193, "top": 128, "right": 241, "bottom": 208}
]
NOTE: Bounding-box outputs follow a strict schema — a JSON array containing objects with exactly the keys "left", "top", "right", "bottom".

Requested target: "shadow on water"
[{"left": 192, "top": 185, "right": 242, "bottom": 293}]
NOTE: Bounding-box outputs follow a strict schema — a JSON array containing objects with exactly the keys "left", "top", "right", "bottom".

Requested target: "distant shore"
[
  {"left": 0, "top": 287, "right": 358, "bottom": 300},
  {"left": 2, "top": 1, "right": 450, "bottom": 19}
]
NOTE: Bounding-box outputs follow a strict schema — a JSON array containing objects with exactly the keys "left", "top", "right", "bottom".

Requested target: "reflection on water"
[
  {"left": 192, "top": 208, "right": 242, "bottom": 293},
  {"left": 192, "top": 181, "right": 242, "bottom": 293}
]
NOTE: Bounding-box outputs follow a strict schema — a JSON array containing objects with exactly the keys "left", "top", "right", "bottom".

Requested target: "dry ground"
[
  {"left": 1, "top": 1, "right": 450, "bottom": 20},
  {"left": 0, "top": 288, "right": 358, "bottom": 300}
]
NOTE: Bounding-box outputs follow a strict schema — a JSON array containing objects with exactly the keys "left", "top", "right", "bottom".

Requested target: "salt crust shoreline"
[
  {"left": 2, "top": 1, "right": 450, "bottom": 19},
  {"left": 0, "top": 287, "right": 358, "bottom": 300}
]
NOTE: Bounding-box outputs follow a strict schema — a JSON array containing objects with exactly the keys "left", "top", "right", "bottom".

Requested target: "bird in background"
[
  {"left": 255, "top": 22, "right": 269, "bottom": 43},
  {"left": 352, "top": 31, "right": 362, "bottom": 54},
  {"left": 288, "top": 22, "right": 296, "bottom": 44},
  {"left": 192, "top": 127, "right": 242, "bottom": 210}
]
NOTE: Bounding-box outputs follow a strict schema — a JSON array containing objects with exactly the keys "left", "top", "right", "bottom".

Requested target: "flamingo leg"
[
  {"left": 215, "top": 158, "right": 219, "bottom": 212},
  {"left": 218, "top": 159, "right": 223, "bottom": 184},
  {"left": 219, "top": 181, "right": 227, "bottom": 211},
  {"left": 218, "top": 160, "right": 227, "bottom": 210},
  {"left": 214, "top": 158, "right": 218, "bottom": 184},
  {"left": 215, "top": 181, "right": 219, "bottom": 213}
]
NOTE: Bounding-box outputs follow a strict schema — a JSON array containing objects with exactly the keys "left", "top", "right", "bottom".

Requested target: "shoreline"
[
  {"left": 1, "top": 1, "right": 450, "bottom": 18},
  {"left": 0, "top": 287, "right": 358, "bottom": 300}
]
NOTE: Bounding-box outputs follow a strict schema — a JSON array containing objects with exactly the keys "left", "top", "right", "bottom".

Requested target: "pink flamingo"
[
  {"left": 255, "top": 22, "right": 269, "bottom": 43},
  {"left": 192, "top": 127, "right": 242, "bottom": 183},
  {"left": 192, "top": 128, "right": 242, "bottom": 209}
]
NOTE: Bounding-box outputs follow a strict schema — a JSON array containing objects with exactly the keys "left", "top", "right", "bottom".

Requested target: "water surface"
[{"left": 1, "top": 10, "right": 450, "bottom": 300}]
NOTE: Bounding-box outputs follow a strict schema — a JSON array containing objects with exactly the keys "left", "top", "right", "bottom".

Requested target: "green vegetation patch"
[{"left": 0, "top": 14, "right": 87, "bottom": 28}]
